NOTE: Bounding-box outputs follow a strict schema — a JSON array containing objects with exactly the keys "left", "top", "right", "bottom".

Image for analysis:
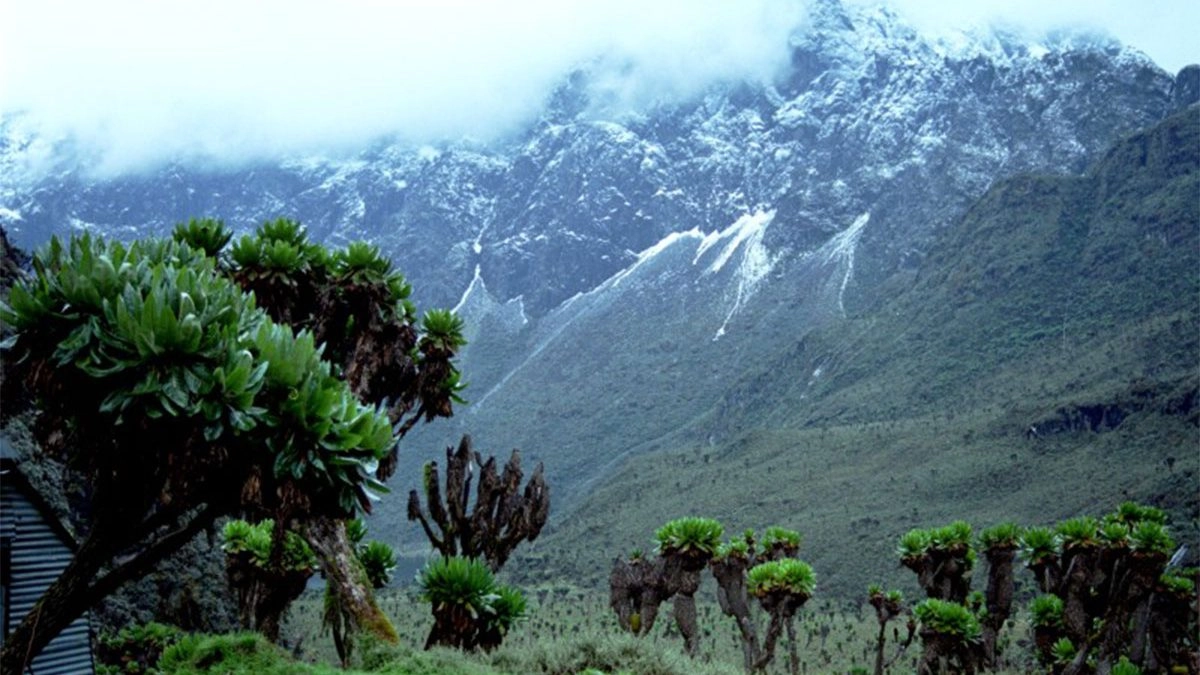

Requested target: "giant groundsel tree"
[{"left": 0, "top": 221, "right": 466, "bottom": 671}]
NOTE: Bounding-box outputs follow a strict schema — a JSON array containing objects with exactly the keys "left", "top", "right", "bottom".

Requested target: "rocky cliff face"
[
  {"left": 1, "top": 0, "right": 1195, "bottom": 513},
  {"left": 3, "top": 3, "right": 1190, "bottom": 314}
]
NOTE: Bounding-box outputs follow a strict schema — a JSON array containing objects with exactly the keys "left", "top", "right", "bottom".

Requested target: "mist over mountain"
[{"left": 1, "top": 0, "right": 1196, "bottom": 604}]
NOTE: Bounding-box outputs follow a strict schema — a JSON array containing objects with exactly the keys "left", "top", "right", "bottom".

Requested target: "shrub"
[
  {"left": 913, "top": 599, "right": 981, "bottom": 641},
  {"left": 157, "top": 631, "right": 305, "bottom": 674},
  {"left": 359, "top": 540, "right": 398, "bottom": 589},
  {"left": 1129, "top": 521, "right": 1174, "bottom": 556},
  {"left": 1056, "top": 517, "right": 1099, "bottom": 548},
  {"left": 746, "top": 559, "right": 816, "bottom": 598},
  {"left": 418, "top": 556, "right": 497, "bottom": 616},
  {"left": 654, "top": 517, "right": 724, "bottom": 556},
  {"left": 172, "top": 217, "right": 232, "bottom": 258},
  {"left": 714, "top": 538, "right": 749, "bottom": 560},
  {"left": 1020, "top": 526, "right": 1059, "bottom": 564},
  {"left": 95, "top": 622, "right": 183, "bottom": 674},
  {"left": 418, "top": 555, "right": 528, "bottom": 651},
  {"left": 760, "top": 526, "right": 802, "bottom": 551},
  {"left": 978, "top": 522, "right": 1022, "bottom": 550},
  {"left": 930, "top": 521, "right": 972, "bottom": 550},
  {"left": 1029, "top": 594, "right": 1064, "bottom": 628},
  {"left": 897, "top": 528, "right": 931, "bottom": 559},
  {"left": 1050, "top": 637, "right": 1076, "bottom": 664}
]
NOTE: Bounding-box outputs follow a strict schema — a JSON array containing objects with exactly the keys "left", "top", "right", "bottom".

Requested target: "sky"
[{"left": 1, "top": 0, "right": 1196, "bottom": 176}]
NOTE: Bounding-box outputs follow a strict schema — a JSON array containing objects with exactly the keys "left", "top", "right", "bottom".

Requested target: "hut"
[{"left": 0, "top": 433, "right": 95, "bottom": 674}]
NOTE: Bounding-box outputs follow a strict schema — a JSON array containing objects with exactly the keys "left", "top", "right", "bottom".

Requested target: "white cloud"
[
  {"left": 0, "top": 0, "right": 1194, "bottom": 176},
  {"left": 0, "top": 0, "right": 803, "bottom": 174},
  {"left": 853, "top": 0, "right": 1199, "bottom": 74}
]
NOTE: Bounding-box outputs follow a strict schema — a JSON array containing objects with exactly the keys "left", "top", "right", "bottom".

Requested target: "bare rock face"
[
  {"left": 0, "top": 226, "right": 25, "bottom": 290},
  {"left": 1173, "top": 64, "right": 1200, "bottom": 108}
]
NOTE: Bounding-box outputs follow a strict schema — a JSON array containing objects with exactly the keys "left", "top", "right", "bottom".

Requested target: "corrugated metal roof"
[{"left": 2, "top": 466, "right": 96, "bottom": 674}]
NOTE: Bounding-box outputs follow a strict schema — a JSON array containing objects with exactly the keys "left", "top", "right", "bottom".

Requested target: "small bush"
[
  {"left": 760, "top": 526, "right": 802, "bottom": 551},
  {"left": 1129, "top": 521, "right": 1174, "bottom": 556},
  {"left": 487, "top": 631, "right": 742, "bottom": 675},
  {"left": 1029, "top": 594, "right": 1064, "bottom": 628},
  {"left": 172, "top": 218, "right": 232, "bottom": 258},
  {"left": 913, "top": 599, "right": 981, "bottom": 641},
  {"left": 95, "top": 622, "right": 183, "bottom": 675},
  {"left": 1056, "top": 517, "right": 1099, "bottom": 548},
  {"left": 654, "top": 517, "right": 724, "bottom": 556},
  {"left": 978, "top": 522, "right": 1022, "bottom": 550},
  {"left": 158, "top": 631, "right": 334, "bottom": 674},
  {"left": 930, "top": 521, "right": 973, "bottom": 550},
  {"left": 1109, "top": 502, "right": 1166, "bottom": 527},
  {"left": 897, "top": 529, "right": 931, "bottom": 559},
  {"left": 747, "top": 559, "right": 817, "bottom": 598},
  {"left": 359, "top": 540, "right": 398, "bottom": 589},
  {"left": 1020, "top": 526, "right": 1059, "bottom": 564},
  {"left": 418, "top": 556, "right": 496, "bottom": 615},
  {"left": 1050, "top": 637, "right": 1076, "bottom": 664}
]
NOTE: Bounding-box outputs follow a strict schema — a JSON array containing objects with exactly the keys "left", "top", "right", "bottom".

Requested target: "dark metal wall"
[{"left": 1, "top": 470, "right": 95, "bottom": 675}]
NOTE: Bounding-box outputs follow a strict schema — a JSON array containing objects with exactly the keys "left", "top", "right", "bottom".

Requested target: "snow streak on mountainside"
[{"left": 694, "top": 210, "right": 777, "bottom": 340}]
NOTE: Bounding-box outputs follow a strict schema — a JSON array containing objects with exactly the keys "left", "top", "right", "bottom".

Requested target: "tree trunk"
[
  {"left": 639, "top": 593, "right": 663, "bottom": 636},
  {"left": 1094, "top": 551, "right": 1166, "bottom": 669},
  {"left": 425, "top": 603, "right": 476, "bottom": 650},
  {"left": 1, "top": 503, "right": 220, "bottom": 672},
  {"left": 674, "top": 593, "right": 700, "bottom": 657},
  {"left": 874, "top": 622, "right": 888, "bottom": 675},
  {"left": 785, "top": 615, "right": 799, "bottom": 675},
  {"left": 917, "top": 629, "right": 950, "bottom": 675},
  {"left": 1060, "top": 547, "right": 1099, "bottom": 645},
  {"left": 303, "top": 516, "right": 398, "bottom": 644},
  {"left": 982, "top": 546, "right": 1016, "bottom": 669},
  {"left": 609, "top": 558, "right": 639, "bottom": 632},
  {"left": 753, "top": 593, "right": 796, "bottom": 672},
  {"left": 0, "top": 525, "right": 115, "bottom": 673},
  {"left": 711, "top": 556, "right": 760, "bottom": 671}
]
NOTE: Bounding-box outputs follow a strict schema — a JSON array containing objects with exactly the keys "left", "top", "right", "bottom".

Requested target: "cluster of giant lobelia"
[
  {"left": 0, "top": 218, "right": 466, "bottom": 671},
  {"left": 610, "top": 520, "right": 816, "bottom": 674},
  {"left": 896, "top": 505, "right": 1195, "bottom": 675}
]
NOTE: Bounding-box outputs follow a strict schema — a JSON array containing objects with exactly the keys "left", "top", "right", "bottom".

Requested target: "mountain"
[
  {"left": 1, "top": 0, "right": 1196, "bottom": 600},
  {"left": 522, "top": 106, "right": 1198, "bottom": 598}
]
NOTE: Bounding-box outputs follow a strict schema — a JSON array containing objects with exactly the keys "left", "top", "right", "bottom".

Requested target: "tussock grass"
[{"left": 273, "top": 585, "right": 1036, "bottom": 674}]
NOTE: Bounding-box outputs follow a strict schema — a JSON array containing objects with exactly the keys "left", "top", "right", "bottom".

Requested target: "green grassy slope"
[{"left": 515, "top": 108, "right": 1200, "bottom": 600}]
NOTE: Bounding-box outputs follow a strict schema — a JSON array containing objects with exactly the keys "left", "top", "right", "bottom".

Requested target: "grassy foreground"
[{"left": 188, "top": 585, "right": 1041, "bottom": 675}]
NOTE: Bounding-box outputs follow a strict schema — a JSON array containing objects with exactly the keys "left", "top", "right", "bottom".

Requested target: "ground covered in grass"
[{"left": 260, "top": 586, "right": 1035, "bottom": 674}]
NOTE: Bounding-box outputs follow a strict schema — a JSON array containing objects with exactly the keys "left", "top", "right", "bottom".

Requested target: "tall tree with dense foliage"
[
  {"left": 183, "top": 218, "right": 465, "bottom": 650},
  {"left": 1019, "top": 503, "right": 1196, "bottom": 673},
  {"left": 0, "top": 221, "right": 465, "bottom": 671}
]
